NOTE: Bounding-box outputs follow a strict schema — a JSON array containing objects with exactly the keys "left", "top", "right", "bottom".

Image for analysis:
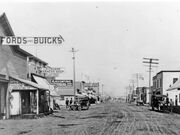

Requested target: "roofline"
[
  {"left": 0, "top": 12, "right": 15, "bottom": 36},
  {"left": 29, "top": 56, "right": 48, "bottom": 65},
  {"left": 156, "top": 70, "right": 180, "bottom": 76}
]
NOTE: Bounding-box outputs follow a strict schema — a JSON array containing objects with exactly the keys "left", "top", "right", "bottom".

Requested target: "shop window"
[
  {"left": 61, "top": 96, "right": 64, "bottom": 100},
  {"left": 173, "top": 78, "right": 178, "bottom": 84},
  {"left": 160, "top": 79, "right": 162, "bottom": 87},
  {"left": 157, "top": 80, "right": 159, "bottom": 88}
]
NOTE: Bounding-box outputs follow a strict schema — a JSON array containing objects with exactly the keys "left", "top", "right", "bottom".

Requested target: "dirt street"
[{"left": 1, "top": 102, "right": 180, "bottom": 135}]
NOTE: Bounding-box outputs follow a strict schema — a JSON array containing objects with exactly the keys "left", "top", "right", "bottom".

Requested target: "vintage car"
[
  {"left": 69, "top": 94, "right": 90, "bottom": 111},
  {"left": 136, "top": 99, "right": 144, "bottom": 106},
  {"left": 151, "top": 94, "right": 167, "bottom": 111}
]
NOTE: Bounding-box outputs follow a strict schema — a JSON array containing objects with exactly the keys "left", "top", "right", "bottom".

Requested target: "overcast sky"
[{"left": 1, "top": 1, "right": 180, "bottom": 97}]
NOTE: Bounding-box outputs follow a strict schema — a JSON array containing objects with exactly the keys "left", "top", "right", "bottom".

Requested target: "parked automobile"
[
  {"left": 136, "top": 99, "right": 144, "bottom": 106},
  {"left": 151, "top": 94, "right": 167, "bottom": 111},
  {"left": 69, "top": 95, "right": 90, "bottom": 111}
]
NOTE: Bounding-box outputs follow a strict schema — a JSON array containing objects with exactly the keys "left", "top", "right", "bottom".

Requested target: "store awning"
[
  {"left": 9, "top": 76, "right": 48, "bottom": 90},
  {"left": 32, "top": 75, "right": 50, "bottom": 90},
  {"left": 32, "top": 75, "right": 60, "bottom": 97},
  {"left": 167, "top": 78, "right": 180, "bottom": 91}
]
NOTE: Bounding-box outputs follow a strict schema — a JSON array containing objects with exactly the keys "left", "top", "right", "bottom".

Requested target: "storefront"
[
  {"left": 9, "top": 76, "right": 49, "bottom": 116},
  {"left": 0, "top": 74, "right": 8, "bottom": 119},
  {"left": 31, "top": 74, "right": 52, "bottom": 110}
]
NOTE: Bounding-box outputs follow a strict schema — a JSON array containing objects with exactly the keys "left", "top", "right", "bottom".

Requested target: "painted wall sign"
[
  {"left": 51, "top": 80, "right": 73, "bottom": 87},
  {"left": 1, "top": 35, "right": 64, "bottom": 46},
  {"left": 41, "top": 67, "right": 64, "bottom": 73},
  {"left": 9, "top": 78, "right": 36, "bottom": 90}
]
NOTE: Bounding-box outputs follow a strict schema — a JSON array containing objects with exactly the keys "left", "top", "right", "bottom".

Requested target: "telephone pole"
[
  {"left": 125, "top": 86, "right": 129, "bottom": 102},
  {"left": 133, "top": 73, "right": 143, "bottom": 88},
  {"left": 102, "top": 84, "right": 104, "bottom": 97},
  {"left": 70, "top": 47, "right": 78, "bottom": 97},
  {"left": 143, "top": 58, "right": 159, "bottom": 97},
  {"left": 133, "top": 73, "right": 144, "bottom": 100},
  {"left": 129, "top": 79, "right": 135, "bottom": 102}
]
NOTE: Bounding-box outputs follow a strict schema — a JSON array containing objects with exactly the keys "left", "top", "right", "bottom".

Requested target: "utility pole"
[
  {"left": 133, "top": 73, "right": 142, "bottom": 88},
  {"left": 125, "top": 86, "right": 129, "bottom": 102},
  {"left": 143, "top": 58, "right": 159, "bottom": 103},
  {"left": 129, "top": 79, "right": 135, "bottom": 102},
  {"left": 70, "top": 47, "right": 78, "bottom": 97},
  {"left": 130, "top": 79, "right": 135, "bottom": 93},
  {"left": 102, "top": 84, "right": 104, "bottom": 97},
  {"left": 133, "top": 73, "right": 144, "bottom": 100}
]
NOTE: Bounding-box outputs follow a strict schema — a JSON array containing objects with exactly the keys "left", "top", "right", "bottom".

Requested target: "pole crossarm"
[
  {"left": 143, "top": 61, "right": 159, "bottom": 64},
  {"left": 143, "top": 65, "right": 158, "bottom": 68},
  {"left": 143, "top": 58, "right": 159, "bottom": 61}
]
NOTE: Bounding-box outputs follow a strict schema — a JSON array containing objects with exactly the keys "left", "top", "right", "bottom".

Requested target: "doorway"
[
  {"left": 21, "top": 91, "right": 30, "bottom": 114},
  {"left": 0, "top": 82, "right": 8, "bottom": 118}
]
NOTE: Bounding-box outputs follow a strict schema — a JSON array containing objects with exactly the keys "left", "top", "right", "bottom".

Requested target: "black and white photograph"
[{"left": 1, "top": 0, "right": 180, "bottom": 134}]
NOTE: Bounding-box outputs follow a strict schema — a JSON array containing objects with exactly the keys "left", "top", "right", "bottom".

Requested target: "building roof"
[
  {"left": 156, "top": 70, "right": 180, "bottom": 75},
  {"left": 0, "top": 13, "right": 48, "bottom": 65},
  {"left": 29, "top": 56, "right": 48, "bottom": 65}
]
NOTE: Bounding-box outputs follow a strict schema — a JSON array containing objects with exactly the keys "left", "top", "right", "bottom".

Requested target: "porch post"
[
  {"left": 6, "top": 83, "right": 10, "bottom": 119},
  {"left": 36, "top": 89, "right": 39, "bottom": 115},
  {"left": 49, "top": 90, "right": 50, "bottom": 111}
]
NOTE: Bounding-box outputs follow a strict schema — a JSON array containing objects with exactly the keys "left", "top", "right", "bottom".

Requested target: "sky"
[{"left": 1, "top": 1, "right": 180, "bottom": 97}]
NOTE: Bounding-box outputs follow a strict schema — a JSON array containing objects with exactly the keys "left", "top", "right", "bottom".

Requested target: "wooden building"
[{"left": 0, "top": 13, "right": 50, "bottom": 119}]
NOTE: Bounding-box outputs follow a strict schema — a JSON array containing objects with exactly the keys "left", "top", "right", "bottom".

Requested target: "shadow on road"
[
  {"left": 57, "top": 124, "right": 80, "bottom": 128},
  {"left": 18, "top": 130, "right": 32, "bottom": 135},
  {"left": 50, "top": 115, "right": 66, "bottom": 119},
  {"left": 80, "top": 115, "right": 107, "bottom": 119}
]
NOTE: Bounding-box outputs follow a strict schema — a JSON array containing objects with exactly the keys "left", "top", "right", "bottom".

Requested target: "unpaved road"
[{"left": 1, "top": 102, "right": 180, "bottom": 135}]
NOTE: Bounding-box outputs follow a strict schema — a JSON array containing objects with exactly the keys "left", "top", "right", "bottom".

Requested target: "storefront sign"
[
  {"left": 51, "top": 80, "right": 73, "bottom": 87},
  {"left": 9, "top": 78, "right": 36, "bottom": 90},
  {"left": 41, "top": 67, "right": 64, "bottom": 73},
  {"left": 1, "top": 35, "right": 64, "bottom": 46}
]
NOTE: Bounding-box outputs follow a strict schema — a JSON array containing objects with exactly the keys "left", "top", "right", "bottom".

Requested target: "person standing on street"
[
  {"left": 166, "top": 94, "right": 169, "bottom": 107},
  {"left": 175, "top": 95, "right": 178, "bottom": 106},
  {"left": 65, "top": 98, "right": 69, "bottom": 108},
  {"left": 70, "top": 98, "right": 73, "bottom": 105},
  {"left": 169, "top": 99, "right": 174, "bottom": 113},
  {"left": 151, "top": 94, "right": 155, "bottom": 111}
]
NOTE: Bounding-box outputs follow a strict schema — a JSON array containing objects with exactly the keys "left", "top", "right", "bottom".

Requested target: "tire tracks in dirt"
[{"left": 71, "top": 102, "right": 180, "bottom": 135}]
